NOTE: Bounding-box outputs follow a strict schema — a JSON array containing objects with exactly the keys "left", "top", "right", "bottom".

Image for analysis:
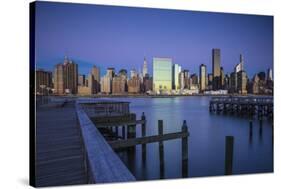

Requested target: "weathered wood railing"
[{"left": 75, "top": 102, "right": 135, "bottom": 183}]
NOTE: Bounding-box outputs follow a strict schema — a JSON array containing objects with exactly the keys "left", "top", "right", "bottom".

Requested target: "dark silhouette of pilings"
[
  {"left": 225, "top": 136, "right": 234, "bottom": 175},
  {"left": 127, "top": 114, "right": 136, "bottom": 139},
  {"left": 122, "top": 126, "right": 126, "bottom": 139},
  {"left": 259, "top": 118, "right": 263, "bottom": 136},
  {"left": 182, "top": 120, "right": 189, "bottom": 178},
  {"left": 158, "top": 120, "right": 165, "bottom": 179},
  {"left": 249, "top": 120, "right": 253, "bottom": 138},
  {"left": 141, "top": 112, "right": 146, "bottom": 164}
]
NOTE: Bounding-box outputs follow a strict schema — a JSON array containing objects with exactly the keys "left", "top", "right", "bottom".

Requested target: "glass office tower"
[{"left": 153, "top": 57, "right": 172, "bottom": 92}]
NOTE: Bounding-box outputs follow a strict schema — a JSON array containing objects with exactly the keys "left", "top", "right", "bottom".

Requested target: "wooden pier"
[
  {"left": 209, "top": 96, "right": 273, "bottom": 119},
  {"left": 79, "top": 99, "right": 190, "bottom": 179},
  {"left": 35, "top": 101, "right": 87, "bottom": 187}
]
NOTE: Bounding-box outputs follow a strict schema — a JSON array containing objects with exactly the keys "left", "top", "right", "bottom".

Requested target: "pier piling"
[
  {"left": 158, "top": 120, "right": 165, "bottom": 179},
  {"left": 141, "top": 112, "right": 146, "bottom": 163},
  {"left": 181, "top": 120, "right": 189, "bottom": 178},
  {"left": 249, "top": 120, "right": 253, "bottom": 138},
  {"left": 259, "top": 118, "right": 263, "bottom": 136},
  {"left": 122, "top": 126, "right": 126, "bottom": 139},
  {"left": 225, "top": 136, "right": 234, "bottom": 175}
]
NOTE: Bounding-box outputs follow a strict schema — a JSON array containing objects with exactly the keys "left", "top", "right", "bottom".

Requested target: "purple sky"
[{"left": 35, "top": 1, "right": 273, "bottom": 78}]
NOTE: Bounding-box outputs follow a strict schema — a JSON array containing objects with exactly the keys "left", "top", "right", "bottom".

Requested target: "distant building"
[
  {"left": 90, "top": 66, "right": 100, "bottom": 94},
  {"left": 267, "top": 68, "right": 273, "bottom": 81},
  {"left": 258, "top": 71, "right": 266, "bottom": 81},
  {"left": 128, "top": 76, "right": 141, "bottom": 93},
  {"left": 199, "top": 64, "right": 207, "bottom": 92},
  {"left": 190, "top": 74, "right": 199, "bottom": 90},
  {"left": 153, "top": 57, "right": 172, "bottom": 92},
  {"left": 112, "top": 76, "right": 126, "bottom": 94},
  {"left": 36, "top": 69, "right": 52, "bottom": 95},
  {"left": 212, "top": 48, "right": 221, "bottom": 90},
  {"left": 130, "top": 69, "right": 137, "bottom": 78},
  {"left": 220, "top": 67, "right": 225, "bottom": 88},
  {"left": 235, "top": 54, "right": 244, "bottom": 73},
  {"left": 237, "top": 71, "right": 247, "bottom": 94},
  {"left": 119, "top": 69, "right": 128, "bottom": 78},
  {"left": 142, "top": 57, "right": 148, "bottom": 77},
  {"left": 54, "top": 57, "right": 78, "bottom": 95},
  {"left": 179, "top": 71, "right": 185, "bottom": 90},
  {"left": 143, "top": 76, "right": 153, "bottom": 92},
  {"left": 224, "top": 74, "right": 230, "bottom": 90},
  {"left": 183, "top": 70, "right": 190, "bottom": 89},
  {"left": 230, "top": 72, "right": 237, "bottom": 93},
  {"left": 91, "top": 65, "right": 100, "bottom": 82},
  {"left": 78, "top": 75, "right": 85, "bottom": 86},
  {"left": 208, "top": 73, "right": 213, "bottom": 90},
  {"left": 100, "top": 75, "right": 112, "bottom": 94},
  {"left": 100, "top": 68, "right": 115, "bottom": 94},
  {"left": 172, "top": 64, "right": 181, "bottom": 90},
  {"left": 249, "top": 74, "right": 260, "bottom": 94}
]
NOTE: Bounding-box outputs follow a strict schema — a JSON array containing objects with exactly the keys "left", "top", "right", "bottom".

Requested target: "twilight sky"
[{"left": 35, "top": 1, "right": 273, "bottom": 78}]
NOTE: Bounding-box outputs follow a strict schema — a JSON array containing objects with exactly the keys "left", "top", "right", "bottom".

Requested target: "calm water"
[{"left": 109, "top": 96, "right": 273, "bottom": 180}]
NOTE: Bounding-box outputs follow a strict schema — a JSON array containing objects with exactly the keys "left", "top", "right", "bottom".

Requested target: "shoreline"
[{"left": 37, "top": 94, "right": 273, "bottom": 99}]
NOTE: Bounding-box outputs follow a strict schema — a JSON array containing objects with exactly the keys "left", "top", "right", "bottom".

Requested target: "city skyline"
[{"left": 35, "top": 2, "right": 273, "bottom": 78}]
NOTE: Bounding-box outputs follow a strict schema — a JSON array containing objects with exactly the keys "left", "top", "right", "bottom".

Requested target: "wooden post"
[
  {"left": 259, "top": 118, "right": 263, "bottom": 136},
  {"left": 249, "top": 120, "right": 253, "bottom": 138},
  {"left": 182, "top": 120, "right": 189, "bottom": 178},
  {"left": 127, "top": 114, "right": 136, "bottom": 139},
  {"left": 141, "top": 112, "right": 146, "bottom": 163},
  {"left": 158, "top": 120, "right": 165, "bottom": 179},
  {"left": 225, "top": 136, "right": 234, "bottom": 175},
  {"left": 115, "top": 126, "right": 118, "bottom": 137},
  {"left": 122, "top": 126, "right": 126, "bottom": 139},
  {"left": 127, "top": 114, "right": 136, "bottom": 152}
]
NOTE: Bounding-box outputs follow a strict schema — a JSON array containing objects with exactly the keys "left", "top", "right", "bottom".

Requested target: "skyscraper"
[
  {"left": 130, "top": 69, "right": 137, "bottom": 78},
  {"left": 36, "top": 69, "right": 52, "bottom": 94},
  {"left": 142, "top": 57, "right": 148, "bottom": 77},
  {"left": 78, "top": 75, "right": 85, "bottom": 86},
  {"left": 90, "top": 66, "right": 100, "bottom": 93},
  {"left": 153, "top": 57, "right": 172, "bottom": 92},
  {"left": 54, "top": 57, "right": 78, "bottom": 95},
  {"left": 237, "top": 71, "right": 247, "bottom": 94},
  {"left": 91, "top": 66, "right": 100, "bottom": 82},
  {"left": 128, "top": 76, "right": 141, "bottom": 93},
  {"left": 267, "top": 68, "right": 273, "bottom": 81},
  {"left": 235, "top": 54, "right": 244, "bottom": 73},
  {"left": 212, "top": 48, "right": 221, "bottom": 90},
  {"left": 199, "top": 64, "right": 207, "bottom": 92},
  {"left": 208, "top": 73, "right": 213, "bottom": 90},
  {"left": 172, "top": 64, "right": 181, "bottom": 90},
  {"left": 220, "top": 67, "right": 225, "bottom": 88},
  {"left": 100, "top": 68, "right": 115, "bottom": 94},
  {"left": 179, "top": 71, "right": 185, "bottom": 90},
  {"left": 112, "top": 76, "right": 126, "bottom": 94}
]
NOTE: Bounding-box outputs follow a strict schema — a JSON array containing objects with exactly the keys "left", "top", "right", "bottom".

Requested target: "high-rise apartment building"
[
  {"left": 128, "top": 76, "right": 141, "bottom": 93},
  {"left": 237, "top": 71, "right": 247, "bottom": 94},
  {"left": 199, "top": 64, "right": 207, "bottom": 92},
  {"left": 36, "top": 69, "right": 52, "bottom": 94},
  {"left": 212, "top": 48, "right": 221, "bottom": 90},
  {"left": 172, "top": 64, "right": 181, "bottom": 90},
  {"left": 112, "top": 76, "right": 126, "bottom": 94},
  {"left": 142, "top": 57, "right": 148, "bottom": 77},
  {"left": 78, "top": 75, "right": 85, "bottom": 86},
  {"left": 267, "top": 68, "right": 273, "bottom": 81},
  {"left": 54, "top": 57, "right": 78, "bottom": 95}
]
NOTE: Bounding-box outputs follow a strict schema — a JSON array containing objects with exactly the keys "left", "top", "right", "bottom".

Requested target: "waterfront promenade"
[{"left": 35, "top": 101, "right": 87, "bottom": 187}]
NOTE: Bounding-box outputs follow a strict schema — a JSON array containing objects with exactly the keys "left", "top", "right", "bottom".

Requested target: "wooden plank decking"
[{"left": 35, "top": 101, "right": 87, "bottom": 187}]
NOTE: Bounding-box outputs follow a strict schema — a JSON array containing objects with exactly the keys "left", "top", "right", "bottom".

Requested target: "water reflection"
[{"left": 115, "top": 96, "right": 273, "bottom": 180}]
